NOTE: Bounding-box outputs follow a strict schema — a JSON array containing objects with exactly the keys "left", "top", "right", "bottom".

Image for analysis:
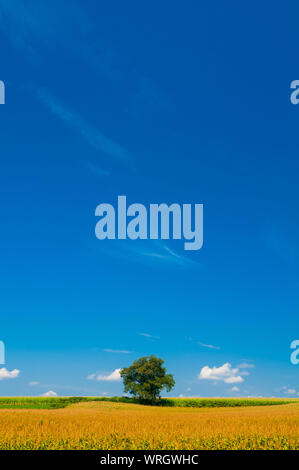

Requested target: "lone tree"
[{"left": 120, "top": 355, "right": 175, "bottom": 404}]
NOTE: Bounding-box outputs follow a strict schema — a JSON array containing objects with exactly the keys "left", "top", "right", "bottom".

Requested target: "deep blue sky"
[{"left": 0, "top": 0, "right": 298, "bottom": 397}]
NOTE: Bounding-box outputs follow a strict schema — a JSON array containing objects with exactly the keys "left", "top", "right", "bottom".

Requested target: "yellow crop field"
[{"left": 0, "top": 400, "right": 298, "bottom": 450}]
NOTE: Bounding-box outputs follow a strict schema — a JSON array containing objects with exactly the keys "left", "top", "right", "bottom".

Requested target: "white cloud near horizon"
[
  {"left": 199, "top": 363, "right": 245, "bottom": 384},
  {"left": 87, "top": 368, "right": 121, "bottom": 382},
  {"left": 0, "top": 368, "right": 20, "bottom": 380},
  {"left": 283, "top": 388, "right": 296, "bottom": 395},
  {"left": 41, "top": 390, "right": 57, "bottom": 397}
]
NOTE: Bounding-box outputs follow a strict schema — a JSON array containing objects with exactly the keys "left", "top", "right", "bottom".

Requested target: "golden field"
[{"left": 0, "top": 400, "right": 298, "bottom": 450}]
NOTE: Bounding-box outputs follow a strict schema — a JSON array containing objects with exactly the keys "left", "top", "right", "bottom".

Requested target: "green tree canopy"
[{"left": 120, "top": 355, "right": 175, "bottom": 404}]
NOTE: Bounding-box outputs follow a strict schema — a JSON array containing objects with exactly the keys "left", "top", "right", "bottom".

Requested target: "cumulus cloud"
[
  {"left": 198, "top": 363, "right": 244, "bottom": 384},
  {"left": 225, "top": 376, "right": 244, "bottom": 384},
  {"left": 41, "top": 390, "right": 57, "bottom": 397},
  {"left": 231, "top": 386, "right": 240, "bottom": 392},
  {"left": 0, "top": 367, "right": 20, "bottom": 380},
  {"left": 87, "top": 368, "right": 121, "bottom": 382}
]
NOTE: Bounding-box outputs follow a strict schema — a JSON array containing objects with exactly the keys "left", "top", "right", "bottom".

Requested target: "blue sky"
[{"left": 0, "top": 0, "right": 298, "bottom": 398}]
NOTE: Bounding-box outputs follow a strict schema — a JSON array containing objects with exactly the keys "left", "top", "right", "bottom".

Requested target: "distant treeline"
[{"left": 0, "top": 396, "right": 296, "bottom": 409}]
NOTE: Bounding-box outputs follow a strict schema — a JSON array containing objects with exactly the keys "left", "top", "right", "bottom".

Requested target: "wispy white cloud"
[
  {"left": 97, "top": 240, "right": 198, "bottom": 269},
  {"left": 198, "top": 342, "right": 220, "bottom": 350},
  {"left": 126, "top": 77, "right": 165, "bottom": 119},
  {"left": 140, "top": 244, "right": 198, "bottom": 268},
  {"left": 87, "top": 368, "right": 121, "bottom": 382},
  {"left": 231, "top": 386, "right": 240, "bottom": 392},
  {"left": 187, "top": 336, "right": 220, "bottom": 350},
  {"left": 37, "top": 88, "right": 129, "bottom": 162},
  {"left": 0, "top": 0, "right": 91, "bottom": 56},
  {"left": 86, "top": 161, "right": 111, "bottom": 178},
  {"left": 139, "top": 332, "right": 160, "bottom": 340},
  {"left": 103, "top": 349, "right": 132, "bottom": 354},
  {"left": 239, "top": 371, "right": 250, "bottom": 377},
  {"left": 199, "top": 363, "right": 245, "bottom": 384},
  {"left": 237, "top": 362, "right": 255, "bottom": 369},
  {"left": 0, "top": 367, "right": 20, "bottom": 380},
  {"left": 29, "top": 381, "right": 39, "bottom": 386},
  {"left": 41, "top": 390, "right": 57, "bottom": 397}
]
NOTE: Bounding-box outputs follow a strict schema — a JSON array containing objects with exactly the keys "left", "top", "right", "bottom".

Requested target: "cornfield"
[{"left": 0, "top": 400, "right": 298, "bottom": 450}]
